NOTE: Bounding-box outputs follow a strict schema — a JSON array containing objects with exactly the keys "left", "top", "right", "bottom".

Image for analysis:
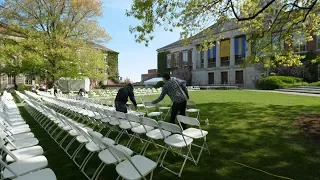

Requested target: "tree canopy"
[
  {"left": 127, "top": 0, "right": 320, "bottom": 68},
  {"left": 0, "top": 0, "right": 110, "bottom": 82}
]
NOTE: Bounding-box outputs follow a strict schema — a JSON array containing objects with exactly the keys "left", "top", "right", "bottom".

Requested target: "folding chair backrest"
[
  {"left": 115, "top": 111, "right": 126, "bottom": 119},
  {"left": 158, "top": 121, "right": 182, "bottom": 134},
  {"left": 107, "top": 143, "right": 131, "bottom": 163},
  {"left": 141, "top": 117, "right": 158, "bottom": 128},
  {"left": 88, "top": 131, "right": 105, "bottom": 149},
  {"left": 126, "top": 114, "right": 140, "bottom": 123},
  {"left": 104, "top": 109, "right": 115, "bottom": 117},
  {"left": 187, "top": 100, "right": 196, "bottom": 106},
  {"left": 177, "top": 115, "right": 200, "bottom": 126},
  {"left": 143, "top": 102, "right": 155, "bottom": 108}
]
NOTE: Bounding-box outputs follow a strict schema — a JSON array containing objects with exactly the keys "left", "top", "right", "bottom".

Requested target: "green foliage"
[
  {"left": 16, "top": 84, "right": 32, "bottom": 91},
  {"left": 107, "top": 52, "right": 119, "bottom": 83},
  {"left": 0, "top": 0, "right": 111, "bottom": 82},
  {"left": 256, "top": 76, "right": 303, "bottom": 90},
  {"left": 154, "top": 81, "right": 164, "bottom": 88},
  {"left": 309, "top": 81, "right": 320, "bottom": 86},
  {"left": 127, "top": 0, "right": 320, "bottom": 68}
]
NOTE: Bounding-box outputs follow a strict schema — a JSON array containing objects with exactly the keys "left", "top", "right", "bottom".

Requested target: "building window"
[
  {"left": 174, "top": 52, "right": 180, "bottom": 67},
  {"left": 208, "top": 42, "right": 216, "bottom": 68},
  {"left": 182, "top": 51, "right": 188, "bottom": 66},
  {"left": 317, "top": 36, "right": 320, "bottom": 50},
  {"left": 8, "top": 76, "right": 14, "bottom": 85},
  {"left": 166, "top": 54, "right": 171, "bottom": 68},
  {"left": 234, "top": 36, "right": 246, "bottom": 65},
  {"left": 293, "top": 33, "right": 307, "bottom": 53},
  {"left": 200, "top": 51, "right": 204, "bottom": 68},
  {"left": 220, "top": 39, "right": 230, "bottom": 66},
  {"left": 25, "top": 75, "right": 33, "bottom": 85}
]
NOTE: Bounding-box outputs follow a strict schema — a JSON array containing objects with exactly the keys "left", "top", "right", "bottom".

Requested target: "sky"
[{"left": 99, "top": 0, "right": 181, "bottom": 82}]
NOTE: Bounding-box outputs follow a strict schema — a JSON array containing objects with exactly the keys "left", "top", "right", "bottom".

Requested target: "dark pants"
[
  {"left": 115, "top": 101, "right": 127, "bottom": 113},
  {"left": 170, "top": 101, "right": 187, "bottom": 129}
]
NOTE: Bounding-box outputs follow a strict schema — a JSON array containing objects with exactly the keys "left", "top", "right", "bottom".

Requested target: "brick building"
[{"left": 141, "top": 69, "right": 158, "bottom": 82}]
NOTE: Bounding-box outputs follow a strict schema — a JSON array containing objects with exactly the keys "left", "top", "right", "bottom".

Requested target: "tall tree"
[
  {"left": 0, "top": 0, "right": 110, "bottom": 83},
  {"left": 127, "top": 0, "right": 320, "bottom": 68}
]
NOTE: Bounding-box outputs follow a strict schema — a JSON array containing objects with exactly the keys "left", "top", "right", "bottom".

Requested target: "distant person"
[
  {"left": 152, "top": 73, "right": 189, "bottom": 129},
  {"left": 53, "top": 84, "right": 58, "bottom": 96},
  {"left": 14, "top": 84, "right": 18, "bottom": 90},
  {"left": 78, "top": 88, "right": 87, "bottom": 97},
  {"left": 115, "top": 83, "right": 137, "bottom": 113}
]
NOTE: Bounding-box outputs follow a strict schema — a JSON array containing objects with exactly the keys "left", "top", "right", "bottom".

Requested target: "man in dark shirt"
[
  {"left": 152, "top": 73, "right": 188, "bottom": 129},
  {"left": 115, "top": 83, "right": 137, "bottom": 113}
]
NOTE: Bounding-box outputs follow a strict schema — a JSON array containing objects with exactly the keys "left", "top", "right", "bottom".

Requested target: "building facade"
[
  {"left": 141, "top": 69, "right": 158, "bottom": 82},
  {"left": 157, "top": 21, "right": 320, "bottom": 89}
]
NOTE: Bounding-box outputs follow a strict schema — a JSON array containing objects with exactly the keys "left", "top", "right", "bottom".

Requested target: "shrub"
[
  {"left": 16, "top": 84, "right": 33, "bottom": 91},
  {"left": 154, "top": 81, "right": 164, "bottom": 88},
  {"left": 256, "top": 76, "right": 305, "bottom": 90},
  {"left": 256, "top": 77, "right": 284, "bottom": 90},
  {"left": 309, "top": 81, "right": 320, "bottom": 86}
]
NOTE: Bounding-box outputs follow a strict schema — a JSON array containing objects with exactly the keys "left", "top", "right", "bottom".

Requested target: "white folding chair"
[
  {"left": 108, "top": 143, "right": 157, "bottom": 180},
  {"left": 186, "top": 100, "right": 201, "bottom": 119},
  {"left": 140, "top": 117, "right": 171, "bottom": 156},
  {"left": 158, "top": 121, "right": 196, "bottom": 177},
  {"left": 143, "top": 102, "right": 162, "bottom": 120},
  {"left": 90, "top": 134, "right": 134, "bottom": 180},
  {"left": 177, "top": 115, "right": 210, "bottom": 163}
]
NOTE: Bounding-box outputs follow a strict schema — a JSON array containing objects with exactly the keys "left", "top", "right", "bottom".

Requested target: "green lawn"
[{"left": 17, "top": 90, "right": 320, "bottom": 180}]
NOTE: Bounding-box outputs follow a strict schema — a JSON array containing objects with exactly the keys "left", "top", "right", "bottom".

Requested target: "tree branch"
[{"left": 230, "top": 0, "right": 276, "bottom": 21}]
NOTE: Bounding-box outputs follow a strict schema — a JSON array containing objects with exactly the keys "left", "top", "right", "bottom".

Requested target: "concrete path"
[{"left": 247, "top": 90, "right": 320, "bottom": 97}]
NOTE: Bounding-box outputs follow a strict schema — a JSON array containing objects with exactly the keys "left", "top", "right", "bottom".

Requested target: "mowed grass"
[{"left": 17, "top": 90, "right": 320, "bottom": 180}]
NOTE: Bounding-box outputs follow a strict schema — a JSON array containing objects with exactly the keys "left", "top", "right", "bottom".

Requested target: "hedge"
[
  {"left": 17, "top": 84, "right": 33, "bottom": 91},
  {"left": 256, "top": 76, "right": 303, "bottom": 90},
  {"left": 154, "top": 81, "right": 164, "bottom": 88}
]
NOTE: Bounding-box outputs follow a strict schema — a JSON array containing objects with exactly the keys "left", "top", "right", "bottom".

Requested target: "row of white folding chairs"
[
  {"left": 21, "top": 93, "right": 157, "bottom": 180},
  {"left": 38, "top": 94, "right": 209, "bottom": 177},
  {"left": 1, "top": 92, "right": 57, "bottom": 180}
]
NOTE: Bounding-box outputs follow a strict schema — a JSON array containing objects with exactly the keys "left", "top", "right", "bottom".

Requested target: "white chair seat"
[
  {"left": 6, "top": 138, "right": 39, "bottom": 150},
  {"left": 6, "top": 145, "right": 44, "bottom": 162},
  {"left": 76, "top": 136, "right": 89, "bottom": 143},
  {"left": 100, "top": 118, "right": 110, "bottom": 123},
  {"left": 68, "top": 130, "right": 79, "bottom": 136},
  {"left": 109, "top": 120, "right": 126, "bottom": 126},
  {"left": 10, "top": 124, "right": 30, "bottom": 129},
  {"left": 13, "top": 168, "right": 57, "bottom": 180},
  {"left": 129, "top": 112, "right": 145, "bottom": 117},
  {"left": 119, "top": 122, "right": 139, "bottom": 130},
  {"left": 116, "top": 155, "right": 157, "bottom": 180},
  {"left": 84, "top": 127, "right": 93, "bottom": 131},
  {"left": 7, "top": 128, "right": 31, "bottom": 135},
  {"left": 186, "top": 108, "right": 199, "bottom": 113},
  {"left": 137, "top": 104, "right": 144, "bottom": 107},
  {"left": 164, "top": 134, "right": 193, "bottom": 148},
  {"left": 3, "top": 156, "right": 48, "bottom": 179},
  {"left": 62, "top": 126, "right": 72, "bottom": 131},
  {"left": 8, "top": 121, "right": 26, "bottom": 126},
  {"left": 102, "top": 137, "right": 115, "bottom": 145},
  {"left": 146, "top": 129, "right": 171, "bottom": 140},
  {"left": 9, "top": 132, "right": 34, "bottom": 141},
  {"left": 183, "top": 128, "right": 208, "bottom": 139},
  {"left": 159, "top": 107, "right": 170, "bottom": 110},
  {"left": 98, "top": 145, "right": 133, "bottom": 164},
  {"left": 132, "top": 125, "right": 154, "bottom": 134},
  {"left": 147, "top": 112, "right": 162, "bottom": 117},
  {"left": 85, "top": 142, "right": 102, "bottom": 152}
]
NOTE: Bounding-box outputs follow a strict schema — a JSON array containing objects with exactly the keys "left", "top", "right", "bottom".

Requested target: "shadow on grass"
[{"left": 18, "top": 101, "right": 320, "bottom": 180}]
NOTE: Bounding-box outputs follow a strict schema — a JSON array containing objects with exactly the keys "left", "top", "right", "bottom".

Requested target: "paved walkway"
[{"left": 248, "top": 90, "right": 320, "bottom": 97}]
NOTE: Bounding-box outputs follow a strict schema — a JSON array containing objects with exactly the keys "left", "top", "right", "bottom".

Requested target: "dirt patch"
[{"left": 296, "top": 115, "right": 320, "bottom": 140}]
